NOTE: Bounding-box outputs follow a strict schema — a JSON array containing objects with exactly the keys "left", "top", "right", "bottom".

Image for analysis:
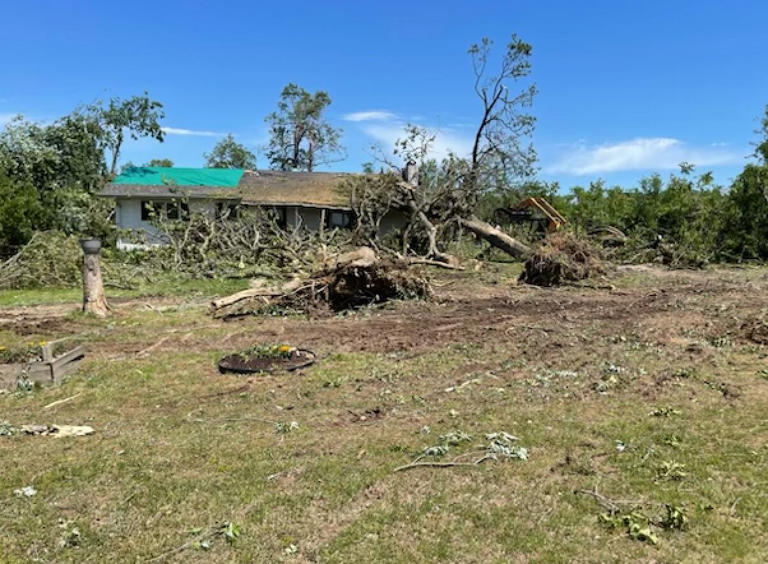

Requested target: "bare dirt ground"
[{"left": 2, "top": 264, "right": 768, "bottom": 562}]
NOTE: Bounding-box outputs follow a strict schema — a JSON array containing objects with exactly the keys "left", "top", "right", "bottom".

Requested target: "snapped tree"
[{"left": 265, "top": 83, "right": 344, "bottom": 172}]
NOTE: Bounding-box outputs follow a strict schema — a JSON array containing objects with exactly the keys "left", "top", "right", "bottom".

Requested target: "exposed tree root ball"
[
  {"left": 212, "top": 247, "right": 431, "bottom": 318},
  {"left": 519, "top": 233, "right": 605, "bottom": 287}
]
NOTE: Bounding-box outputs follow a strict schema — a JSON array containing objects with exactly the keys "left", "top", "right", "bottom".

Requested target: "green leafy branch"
[
  {"left": 394, "top": 430, "right": 528, "bottom": 472},
  {"left": 577, "top": 488, "right": 688, "bottom": 545}
]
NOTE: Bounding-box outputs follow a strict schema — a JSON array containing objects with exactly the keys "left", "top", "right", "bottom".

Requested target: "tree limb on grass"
[
  {"left": 394, "top": 454, "right": 491, "bottom": 472},
  {"left": 575, "top": 488, "right": 666, "bottom": 513}
]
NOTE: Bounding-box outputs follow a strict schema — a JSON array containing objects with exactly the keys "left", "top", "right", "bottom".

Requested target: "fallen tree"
[
  {"left": 459, "top": 215, "right": 531, "bottom": 257},
  {"left": 211, "top": 247, "right": 430, "bottom": 318},
  {"left": 346, "top": 163, "right": 533, "bottom": 267},
  {"left": 343, "top": 36, "right": 538, "bottom": 266}
]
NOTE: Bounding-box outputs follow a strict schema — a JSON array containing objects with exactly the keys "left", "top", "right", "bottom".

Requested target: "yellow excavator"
[{"left": 493, "top": 197, "right": 567, "bottom": 237}]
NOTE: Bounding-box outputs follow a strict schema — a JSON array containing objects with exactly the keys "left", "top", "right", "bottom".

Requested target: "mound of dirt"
[{"left": 519, "top": 232, "right": 606, "bottom": 287}]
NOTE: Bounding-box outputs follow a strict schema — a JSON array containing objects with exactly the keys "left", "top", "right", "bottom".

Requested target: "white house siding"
[{"left": 115, "top": 198, "right": 217, "bottom": 248}]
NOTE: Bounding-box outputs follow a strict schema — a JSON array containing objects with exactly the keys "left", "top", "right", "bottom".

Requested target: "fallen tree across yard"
[{"left": 211, "top": 247, "right": 431, "bottom": 318}]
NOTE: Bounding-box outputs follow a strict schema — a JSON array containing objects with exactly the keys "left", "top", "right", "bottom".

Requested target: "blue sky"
[{"left": 1, "top": 0, "right": 766, "bottom": 189}]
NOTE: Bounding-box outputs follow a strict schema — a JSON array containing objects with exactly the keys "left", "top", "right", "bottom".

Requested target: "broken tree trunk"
[
  {"left": 211, "top": 278, "right": 305, "bottom": 312},
  {"left": 398, "top": 182, "right": 460, "bottom": 267},
  {"left": 459, "top": 216, "right": 532, "bottom": 258},
  {"left": 81, "top": 240, "right": 109, "bottom": 317}
]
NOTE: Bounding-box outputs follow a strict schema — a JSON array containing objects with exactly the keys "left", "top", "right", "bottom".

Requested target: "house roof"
[
  {"left": 103, "top": 168, "right": 355, "bottom": 209},
  {"left": 226, "top": 170, "right": 353, "bottom": 208},
  {"left": 111, "top": 166, "right": 244, "bottom": 187}
]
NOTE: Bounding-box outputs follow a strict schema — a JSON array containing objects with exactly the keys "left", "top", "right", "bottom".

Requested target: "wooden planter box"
[{"left": 0, "top": 341, "right": 85, "bottom": 391}]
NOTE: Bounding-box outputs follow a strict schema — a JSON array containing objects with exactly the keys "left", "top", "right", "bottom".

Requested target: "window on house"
[
  {"left": 140, "top": 200, "right": 189, "bottom": 221},
  {"left": 327, "top": 210, "right": 353, "bottom": 229},
  {"left": 265, "top": 206, "right": 287, "bottom": 229},
  {"left": 216, "top": 203, "right": 240, "bottom": 220},
  {"left": 167, "top": 201, "right": 189, "bottom": 221},
  {"left": 140, "top": 201, "right": 163, "bottom": 221}
]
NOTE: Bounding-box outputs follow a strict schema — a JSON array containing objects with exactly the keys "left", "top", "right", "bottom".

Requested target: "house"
[{"left": 101, "top": 167, "right": 405, "bottom": 248}]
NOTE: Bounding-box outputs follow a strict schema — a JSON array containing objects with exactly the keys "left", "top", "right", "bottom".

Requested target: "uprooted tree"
[
  {"left": 211, "top": 246, "right": 431, "bottom": 318},
  {"left": 342, "top": 35, "right": 538, "bottom": 265}
]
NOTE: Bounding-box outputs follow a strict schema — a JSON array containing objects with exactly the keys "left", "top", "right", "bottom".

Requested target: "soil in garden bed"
[{"left": 218, "top": 349, "right": 315, "bottom": 374}]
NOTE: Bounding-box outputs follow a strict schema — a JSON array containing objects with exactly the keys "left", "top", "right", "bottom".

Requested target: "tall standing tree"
[
  {"left": 265, "top": 83, "right": 344, "bottom": 172},
  {"left": 755, "top": 104, "right": 768, "bottom": 165},
  {"left": 0, "top": 168, "right": 43, "bottom": 254},
  {"left": 204, "top": 134, "right": 257, "bottom": 169},
  {"left": 92, "top": 92, "right": 165, "bottom": 176}
]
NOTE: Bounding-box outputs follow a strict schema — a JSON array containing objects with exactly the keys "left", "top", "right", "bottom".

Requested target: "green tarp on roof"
[{"left": 112, "top": 167, "right": 244, "bottom": 187}]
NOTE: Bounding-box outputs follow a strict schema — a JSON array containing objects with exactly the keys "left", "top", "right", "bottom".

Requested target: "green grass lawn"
[
  {"left": 0, "top": 277, "right": 249, "bottom": 307},
  {"left": 1, "top": 266, "right": 767, "bottom": 562}
]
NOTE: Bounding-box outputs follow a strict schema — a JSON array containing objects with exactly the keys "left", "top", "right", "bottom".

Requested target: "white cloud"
[
  {"left": 549, "top": 137, "right": 741, "bottom": 175},
  {"left": 342, "top": 110, "right": 398, "bottom": 122},
  {"left": 161, "top": 126, "right": 224, "bottom": 137},
  {"left": 362, "top": 123, "right": 472, "bottom": 162}
]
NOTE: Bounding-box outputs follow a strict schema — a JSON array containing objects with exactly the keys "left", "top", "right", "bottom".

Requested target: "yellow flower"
[
  {"left": 39, "top": 341, "right": 46, "bottom": 347},
  {"left": 278, "top": 345, "right": 291, "bottom": 352},
  {"left": 0, "top": 346, "right": 6, "bottom": 351}
]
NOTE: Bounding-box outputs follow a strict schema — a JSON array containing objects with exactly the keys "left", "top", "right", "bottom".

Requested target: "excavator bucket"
[{"left": 495, "top": 197, "right": 567, "bottom": 234}]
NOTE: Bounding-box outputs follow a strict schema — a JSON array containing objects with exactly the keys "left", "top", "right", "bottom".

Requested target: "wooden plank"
[
  {"left": 26, "top": 363, "right": 53, "bottom": 386},
  {"left": 51, "top": 345, "right": 86, "bottom": 370},
  {"left": 50, "top": 346, "right": 86, "bottom": 385},
  {"left": 52, "top": 359, "right": 83, "bottom": 385}
]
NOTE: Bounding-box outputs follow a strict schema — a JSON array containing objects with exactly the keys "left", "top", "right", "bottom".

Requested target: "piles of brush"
[
  {"left": 211, "top": 247, "right": 431, "bottom": 318},
  {"left": 519, "top": 232, "right": 605, "bottom": 287}
]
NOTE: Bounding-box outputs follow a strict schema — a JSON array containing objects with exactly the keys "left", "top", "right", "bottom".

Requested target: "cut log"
[
  {"left": 211, "top": 286, "right": 281, "bottom": 310},
  {"left": 211, "top": 278, "right": 304, "bottom": 310},
  {"left": 459, "top": 216, "right": 532, "bottom": 258}
]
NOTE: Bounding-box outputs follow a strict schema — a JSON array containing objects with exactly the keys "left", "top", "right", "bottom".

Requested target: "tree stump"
[{"left": 81, "top": 239, "right": 109, "bottom": 317}]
